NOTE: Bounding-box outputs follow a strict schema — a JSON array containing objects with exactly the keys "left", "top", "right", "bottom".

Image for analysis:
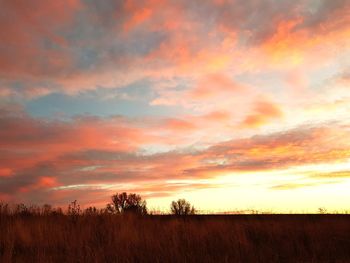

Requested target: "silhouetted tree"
[
  {"left": 42, "top": 204, "right": 52, "bottom": 215},
  {"left": 84, "top": 206, "right": 99, "bottom": 215},
  {"left": 318, "top": 207, "right": 327, "bottom": 214},
  {"left": 170, "top": 199, "right": 196, "bottom": 215},
  {"left": 15, "top": 203, "right": 31, "bottom": 216},
  {"left": 0, "top": 202, "right": 9, "bottom": 215},
  {"left": 107, "top": 192, "right": 147, "bottom": 215},
  {"left": 68, "top": 200, "right": 81, "bottom": 216}
]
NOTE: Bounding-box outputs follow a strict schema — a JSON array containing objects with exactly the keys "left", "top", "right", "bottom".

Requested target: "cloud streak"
[
  {"left": 1, "top": 104, "right": 350, "bottom": 206},
  {"left": 1, "top": 0, "right": 350, "bottom": 210}
]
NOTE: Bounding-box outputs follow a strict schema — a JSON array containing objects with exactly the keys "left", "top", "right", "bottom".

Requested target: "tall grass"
[{"left": 1, "top": 208, "right": 350, "bottom": 262}]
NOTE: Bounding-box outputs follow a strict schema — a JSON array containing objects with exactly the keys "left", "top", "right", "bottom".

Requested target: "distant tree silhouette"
[
  {"left": 0, "top": 202, "right": 9, "bottom": 215},
  {"left": 107, "top": 192, "right": 147, "bottom": 215},
  {"left": 14, "top": 203, "right": 32, "bottom": 216},
  {"left": 84, "top": 206, "right": 99, "bottom": 215},
  {"left": 42, "top": 204, "right": 52, "bottom": 215},
  {"left": 318, "top": 207, "right": 327, "bottom": 214},
  {"left": 68, "top": 200, "right": 81, "bottom": 216},
  {"left": 170, "top": 199, "right": 196, "bottom": 215}
]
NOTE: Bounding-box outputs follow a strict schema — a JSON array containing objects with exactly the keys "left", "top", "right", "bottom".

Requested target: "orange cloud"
[
  {"left": 1, "top": 0, "right": 350, "bottom": 209},
  {"left": 260, "top": 5, "right": 350, "bottom": 67},
  {"left": 38, "top": 177, "right": 58, "bottom": 188},
  {"left": 262, "top": 18, "right": 306, "bottom": 66},
  {"left": 241, "top": 99, "right": 283, "bottom": 128},
  {"left": 163, "top": 118, "right": 196, "bottom": 131},
  {"left": 19, "top": 177, "right": 60, "bottom": 194},
  {"left": 0, "top": 0, "right": 80, "bottom": 80},
  {"left": 123, "top": 2, "right": 153, "bottom": 32},
  {"left": 270, "top": 181, "right": 337, "bottom": 190},
  {"left": 1, "top": 0, "right": 349, "bottom": 98},
  {"left": 201, "top": 111, "right": 231, "bottom": 122},
  {"left": 2, "top": 105, "right": 350, "bottom": 206},
  {"left": 0, "top": 168, "right": 13, "bottom": 177},
  {"left": 190, "top": 73, "right": 243, "bottom": 99}
]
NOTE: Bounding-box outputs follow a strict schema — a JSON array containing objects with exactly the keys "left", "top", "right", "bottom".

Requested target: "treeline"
[{"left": 0, "top": 192, "right": 195, "bottom": 216}]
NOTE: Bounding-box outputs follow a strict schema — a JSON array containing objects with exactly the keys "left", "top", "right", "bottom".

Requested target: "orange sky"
[{"left": 1, "top": 0, "right": 350, "bottom": 212}]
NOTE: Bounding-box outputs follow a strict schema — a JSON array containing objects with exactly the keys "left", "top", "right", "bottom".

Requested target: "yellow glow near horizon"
[{"left": 147, "top": 160, "right": 350, "bottom": 213}]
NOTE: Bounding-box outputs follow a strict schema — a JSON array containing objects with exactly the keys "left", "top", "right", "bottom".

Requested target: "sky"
[{"left": 1, "top": 0, "right": 350, "bottom": 213}]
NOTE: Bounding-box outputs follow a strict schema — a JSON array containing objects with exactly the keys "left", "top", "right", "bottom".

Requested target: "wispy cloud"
[{"left": 1, "top": 0, "right": 350, "bottom": 210}]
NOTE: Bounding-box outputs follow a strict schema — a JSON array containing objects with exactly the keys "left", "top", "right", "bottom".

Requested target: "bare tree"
[
  {"left": 68, "top": 200, "right": 81, "bottom": 216},
  {"left": 84, "top": 206, "right": 99, "bottom": 215},
  {"left": 42, "top": 204, "right": 52, "bottom": 215},
  {"left": 107, "top": 192, "right": 147, "bottom": 215},
  {"left": 170, "top": 199, "right": 196, "bottom": 215}
]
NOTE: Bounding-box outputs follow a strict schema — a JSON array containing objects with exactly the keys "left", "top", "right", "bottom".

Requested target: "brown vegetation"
[
  {"left": 1, "top": 202, "right": 350, "bottom": 263},
  {"left": 106, "top": 192, "right": 147, "bottom": 215},
  {"left": 170, "top": 198, "right": 196, "bottom": 215}
]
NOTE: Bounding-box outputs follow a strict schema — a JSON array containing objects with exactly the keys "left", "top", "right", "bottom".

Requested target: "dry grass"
[{"left": 1, "top": 213, "right": 350, "bottom": 262}]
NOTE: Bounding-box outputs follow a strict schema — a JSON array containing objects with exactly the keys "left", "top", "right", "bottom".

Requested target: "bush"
[
  {"left": 107, "top": 192, "right": 147, "bottom": 215},
  {"left": 170, "top": 199, "right": 196, "bottom": 215},
  {"left": 67, "top": 200, "right": 81, "bottom": 216}
]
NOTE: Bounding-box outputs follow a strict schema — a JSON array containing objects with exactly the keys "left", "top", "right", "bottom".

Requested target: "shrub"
[
  {"left": 107, "top": 192, "right": 147, "bottom": 215},
  {"left": 67, "top": 200, "right": 81, "bottom": 216},
  {"left": 170, "top": 199, "right": 196, "bottom": 215}
]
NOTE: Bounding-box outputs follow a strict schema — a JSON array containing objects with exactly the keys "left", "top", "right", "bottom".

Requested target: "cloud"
[
  {"left": 162, "top": 118, "right": 196, "bottom": 131},
  {"left": 270, "top": 181, "right": 338, "bottom": 190},
  {"left": 1, "top": 0, "right": 350, "bottom": 210},
  {"left": 270, "top": 170, "right": 350, "bottom": 190},
  {"left": 0, "top": 0, "right": 349, "bottom": 100},
  {"left": 1, "top": 103, "right": 350, "bottom": 206},
  {"left": 190, "top": 73, "right": 244, "bottom": 99},
  {"left": 204, "top": 122, "right": 350, "bottom": 172},
  {"left": 0, "top": 106, "right": 155, "bottom": 177},
  {"left": 241, "top": 99, "right": 283, "bottom": 128},
  {"left": 314, "top": 170, "right": 350, "bottom": 179},
  {"left": 0, "top": 168, "right": 13, "bottom": 177},
  {"left": 0, "top": 0, "right": 80, "bottom": 78},
  {"left": 123, "top": 6, "right": 153, "bottom": 32}
]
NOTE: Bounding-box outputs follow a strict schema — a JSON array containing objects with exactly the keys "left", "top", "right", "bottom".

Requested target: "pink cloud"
[
  {"left": 0, "top": 0, "right": 348, "bottom": 99},
  {"left": 2, "top": 103, "right": 350, "bottom": 206},
  {"left": 1, "top": 0, "right": 350, "bottom": 210},
  {"left": 162, "top": 118, "right": 197, "bottom": 131},
  {"left": 0, "top": 168, "right": 13, "bottom": 177},
  {"left": 123, "top": 6, "right": 153, "bottom": 32},
  {"left": 0, "top": 0, "right": 80, "bottom": 80},
  {"left": 241, "top": 99, "right": 283, "bottom": 128},
  {"left": 190, "top": 73, "right": 244, "bottom": 99}
]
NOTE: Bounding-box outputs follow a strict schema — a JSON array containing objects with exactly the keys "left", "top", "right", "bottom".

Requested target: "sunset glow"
[{"left": 1, "top": 0, "right": 350, "bottom": 212}]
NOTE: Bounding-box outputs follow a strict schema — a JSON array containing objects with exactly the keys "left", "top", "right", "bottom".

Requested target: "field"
[{"left": 1, "top": 213, "right": 350, "bottom": 262}]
